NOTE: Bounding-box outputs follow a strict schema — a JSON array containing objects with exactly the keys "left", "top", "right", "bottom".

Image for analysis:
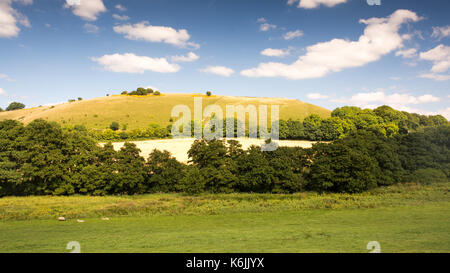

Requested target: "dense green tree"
[
  {"left": 6, "top": 102, "right": 25, "bottom": 111},
  {"left": 337, "top": 130, "right": 404, "bottom": 186},
  {"left": 303, "top": 114, "right": 323, "bottom": 140},
  {"left": 306, "top": 143, "right": 378, "bottom": 193},
  {"left": 147, "top": 149, "right": 185, "bottom": 192},
  {"left": 114, "top": 142, "right": 147, "bottom": 194}
]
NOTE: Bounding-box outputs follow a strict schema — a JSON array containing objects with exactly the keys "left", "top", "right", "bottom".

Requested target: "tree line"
[
  {"left": 0, "top": 118, "right": 448, "bottom": 196},
  {"left": 80, "top": 105, "right": 447, "bottom": 142}
]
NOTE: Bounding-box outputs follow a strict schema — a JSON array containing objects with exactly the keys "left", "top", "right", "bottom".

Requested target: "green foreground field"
[{"left": 0, "top": 183, "right": 449, "bottom": 253}]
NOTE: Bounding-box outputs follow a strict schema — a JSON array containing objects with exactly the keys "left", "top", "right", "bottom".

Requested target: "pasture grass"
[
  {"left": 0, "top": 183, "right": 449, "bottom": 253},
  {"left": 0, "top": 93, "right": 331, "bottom": 130}
]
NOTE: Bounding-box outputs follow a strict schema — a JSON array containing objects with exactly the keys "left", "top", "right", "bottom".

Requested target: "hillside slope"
[{"left": 0, "top": 93, "right": 331, "bottom": 130}]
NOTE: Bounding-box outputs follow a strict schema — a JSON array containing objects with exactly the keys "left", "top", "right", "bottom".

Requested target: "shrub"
[
  {"left": 179, "top": 166, "right": 206, "bottom": 194},
  {"left": 306, "top": 143, "right": 378, "bottom": 193},
  {"left": 406, "top": 168, "right": 448, "bottom": 185},
  {"left": 68, "top": 99, "right": 76, "bottom": 103},
  {"left": 6, "top": 102, "right": 25, "bottom": 111},
  {"left": 78, "top": 97, "right": 83, "bottom": 101},
  {"left": 154, "top": 91, "right": 161, "bottom": 96},
  {"left": 121, "top": 91, "right": 128, "bottom": 95},
  {"left": 147, "top": 150, "right": 185, "bottom": 192},
  {"left": 206, "top": 91, "right": 212, "bottom": 96},
  {"left": 109, "top": 122, "right": 119, "bottom": 131},
  {"left": 119, "top": 131, "right": 129, "bottom": 139}
]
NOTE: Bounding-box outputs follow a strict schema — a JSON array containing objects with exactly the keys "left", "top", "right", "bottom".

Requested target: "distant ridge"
[{"left": 0, "top": 93, "right": 331, "bottom": 130}]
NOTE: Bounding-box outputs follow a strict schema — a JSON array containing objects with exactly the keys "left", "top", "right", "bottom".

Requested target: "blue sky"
[{"left": 0, "top": 0, "right": 449, "bottom": 118}]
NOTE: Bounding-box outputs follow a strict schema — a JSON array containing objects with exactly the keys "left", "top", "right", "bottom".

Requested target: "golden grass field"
[
  {"left": 0, "top": 93, "right": 331, "bottom": 130},
  {"left": 106, "top": 138, "right": 318, "bottom": 163}
]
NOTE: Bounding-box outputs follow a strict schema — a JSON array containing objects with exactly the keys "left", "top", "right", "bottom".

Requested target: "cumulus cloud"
[
  {"left": 257, "top": 18, "right": 276, "bottom": 32},
  {"left": 114, "top": 21, "right": 198, "bottom": 48},
  {"left": 0, "top": 0, "right": 32, "bottom": 38},
  {"left": 431, "top": 25, "right": 450, "bottom": 40},
  {"left": 283, "top": 30, "right": 303, "bottom": 40},
  {"left": 92, "top": 53, "right": 180, "bottom": 74},
  {"left": 200, "top": 66, "right": 234, "bottom": 77},
  {"left": 332, "top": 90, "right": 441, "bottom": 112},
  {"left": 260, "top": 22, "right": 276, "bottom": 32},
  {"left": 261, "top": 48, "right": 290, "bottom": 57},
  {"left": 64, "top": 0, "right": 106, "bottom": 21},
  {"left": 171, "top": 52, "right": 199, "bottom": 63},
  {"left": 0, "top": 73, "right": 14, "bottom": 82},
  {"left": 419, "top": 44, "right": 450, "bottom": 81},
  {"left": 83, "top": 23, "right": 99, "bottom": 33},
  {"left": 395, "top": 48, "right": 417, "bottom": 59},
  {"left": 241, "top": 10, "right": 421, "bottom": 80},
  {"left": 330, "top": 90, "right": 448, "bottom": 119},
  {"left": 112, "top": 14, "right": 129, "bottom": 21},
  {"left": 115, "top": 4, "right": 126, "bottom": 12},
  {"left": 287, "top": 0, "right": 347, "bottom": 9},
  {"left": 307, "top": 93, "right": 330, "bottom": 100},
  {"left": 419, "top": 73, "right": 450, "bottom": 81}
]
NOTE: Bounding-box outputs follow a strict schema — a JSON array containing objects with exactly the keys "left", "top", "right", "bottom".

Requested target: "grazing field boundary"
[{"left": 1, "top": 183, "right": 448, "bottom": 221}]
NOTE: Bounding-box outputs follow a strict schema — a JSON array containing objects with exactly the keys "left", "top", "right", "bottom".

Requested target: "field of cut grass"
[
  {"left": 0, "top": 93, "right": 331, "bottom": 131},
  {"left": 0, "top": 183, "right": 449, "bottom": 253},
  {"left": 107, "top": 138, "right": 317, "bottom": 163}
]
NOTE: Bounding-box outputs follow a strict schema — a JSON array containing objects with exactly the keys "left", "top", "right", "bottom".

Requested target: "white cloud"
[
  {"left": 241, "top": 10, "right": 421, "bottom": 80},
  {"left": 307, "top": 93, "right": 330, "bottom": 100},
  {"left": 420, "top": 45, "right": 450, "bottom": 73},
  {"left": 0, "top": 0, "right": 32, "bottom": 38},
  {"left": 0, "top": 87, "right": 6, "bottom": 96},
  {"left": 419, "top": 73, "right": 450, "bottom": 82},
  {"left": 83, "top": 23, "right": 99, "bottom": 33},
  {"left": 112, "top": 14, "right": 129, "bottom": 21},
  {"left": 92, "top": 53, "right": 180, "bottom": 74},
  {"left": 419, "top": 44, "right": 450, "bottom": 81},
  {"left": 283, "top": 30, "right": 303, "bottom": 40},
  {"left": 287, "top": 0, "right": 348, "bottom": 9},
  {"left": 257, "top": 17, "right": 266, "bottom": 23},
  {"left": 200, "top": 66, "right": 234, "bottom": 77},
  {"left": 0, "top": 73, "right": 14, "bottom": 82},
  {"left": 332, "top": 91, "right": 441, "bottom": 110},
  {"left": 114, "top": 21, "right": 198, "bottom": 48},
  {"left": 171, "top": 52, "right": 199, "bottom": 63},
  {"left": 257, "top": 18, "right": 276, "bottom": 32},
  {"left": 115, "top": 4, "right": 126, "bottom": 12},
  {"left": 431, "top": 25, "right": 450, "bottom": 40},
  {"left": 64, "top": 0, "right": 106, "bottom": 21},
  {"left": 260, "top": 23, "right": 276, "bottom": 32},
  {"left": 395, "top": 48, "right": 417, "bottom": 59},
  {"left": 261, "top": 48, "right": 290, "bottom": 57}
]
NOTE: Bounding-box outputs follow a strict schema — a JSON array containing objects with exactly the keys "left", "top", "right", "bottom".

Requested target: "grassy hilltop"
[{"left": 0, "top": 93, "right": 331, "bottom": 131}]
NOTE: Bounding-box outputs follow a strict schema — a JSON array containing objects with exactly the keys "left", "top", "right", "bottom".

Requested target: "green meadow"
[{"left": 1, "top": 183, "right": 449, "bottom": 253}]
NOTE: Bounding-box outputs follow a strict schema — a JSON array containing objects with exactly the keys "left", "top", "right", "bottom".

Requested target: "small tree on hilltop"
[
  {"left": 154, "top": 91, "right": 161, "bottom": 96},
  {"left": 6, "top": 102, "right": 25, "bottom": 111},
  {"left": 206, "top": 91, "right": 212, "bottom": 96}
]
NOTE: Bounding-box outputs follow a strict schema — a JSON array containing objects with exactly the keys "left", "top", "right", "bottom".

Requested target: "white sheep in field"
[{"left": 58, "top": 217, "right": 66, "bottom": 221}]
